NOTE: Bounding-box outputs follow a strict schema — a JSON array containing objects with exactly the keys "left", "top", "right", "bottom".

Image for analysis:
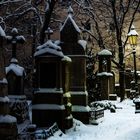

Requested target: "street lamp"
[{"left": 127, "top": 25, "right": 139, "bottom": 88}]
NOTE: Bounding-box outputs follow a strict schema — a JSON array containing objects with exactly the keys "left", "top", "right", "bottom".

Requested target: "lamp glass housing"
[{"left": 128, "top": 35, "right": 138, "bottom": 46}]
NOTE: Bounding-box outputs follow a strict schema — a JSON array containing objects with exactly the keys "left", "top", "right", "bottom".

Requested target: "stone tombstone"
[
  {"left": 59, "top": 6, "right": 90, "bottom": 124},
  {"left": 6, "top": 58, "right": 25, "bottom": 95},
  {"left": 32, "top": 40, "right": 73, "bottom": 131},
  {"left": 97, "top": 49, "right": 114, "bottom": 100},
  {"left": 6, "top": 28, "right": 28, "bottom": 124},
  {"left": 0, "top": 26, "right": 17, "bottom": 140},
  {"left": 6, "top": 58, "right": 29, "bottom": 123}
]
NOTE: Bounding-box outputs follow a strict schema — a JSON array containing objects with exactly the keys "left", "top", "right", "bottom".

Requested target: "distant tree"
[{"left": 73, "top": 0, "right": 140, "bottom": 101}]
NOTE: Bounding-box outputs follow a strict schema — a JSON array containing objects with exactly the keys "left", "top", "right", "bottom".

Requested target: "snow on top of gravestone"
[
  {"left": 34, "top": 40, "right": 64, "bottom": 57},
  {"left": 0, "top": 96, "right": 9, "bottom": 102},
  {"left": 0, "top": 78, "right": 8, "bottom": 84},
  {"left": 61, "top": 56, "right": 72, "bottom": 62},
  {"left": 54, "top": 40, "right": 61, "bottom": 45},
  {"left": 6, "top": 63, "right": 25, "bottom": 76},
  {"left": 72, "top": 105, "right": 91, "bottom": 112},
  {"left": 10, "top": 58, "right": 18, "bottom": 63},
  {"left": 98, "top": 49, "right": 112, "bottom": 56},
  {"left": 16, "top": 35, "right": 26, "bottom": 42},
  {"left": 0, "top": 26, "right": 6, "bottom": 37},
  {"left": 97, "top": 72, "right": 113, "bottom": 77},
  {"left": 78, "top": 40, "right": 87, "bottom": 50},
  {"left": 32, "top": 104, "right": 65, "bottom": 110},
  {"left": 60, "top": 14, "right": 81, "bottom": 33},
  {"left": 0, "top": 115, "right": 17, "bottom": 123}
]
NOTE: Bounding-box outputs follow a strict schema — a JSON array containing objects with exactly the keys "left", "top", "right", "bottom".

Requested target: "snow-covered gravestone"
[
  {"left": 59, "top": 6, "right": 90, "bottom": 124},
  {"left": 6, "top": 59, "right": 29, "bottom": 123},
  {"left": 0, "top": 26, "right": 17, "bottom": 139},
  {"left": 133, "top": 98, "right": 140, "bottom": 113},
  {"left": 97, "top": 49, "right": 116, "bottom": 100},
  {"left": 32, "top": 40, "right": 73, "bottom": 131},
  {"left": 5, "top": 28, "right": 28, "bottom": 124}
]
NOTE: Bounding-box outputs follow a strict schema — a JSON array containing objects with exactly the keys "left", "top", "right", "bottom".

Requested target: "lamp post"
[{"left": 127, "top": 25, "right": 139, "bottom": 89}]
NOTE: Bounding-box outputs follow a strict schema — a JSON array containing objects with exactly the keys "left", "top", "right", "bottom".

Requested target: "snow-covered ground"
[{"left": 48, "top": 98, "right": 140, "bottom": 140}]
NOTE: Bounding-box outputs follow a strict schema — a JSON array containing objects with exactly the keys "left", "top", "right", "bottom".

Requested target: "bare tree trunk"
[{"left": 39, "top": 0, "right": 56, "bottom": 44}]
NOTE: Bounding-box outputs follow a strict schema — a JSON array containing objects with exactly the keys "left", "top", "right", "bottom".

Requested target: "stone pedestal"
[
  {"left": 71, "top": 91, "right": 90, "bottom": 124},
  {"left": 9, "top": 95, "right": 29, "bottom": 123},
  {"left": 97, "top": 72, "right": 113, "bottom": 100},
  {"left": 0, "top": 80, "right": 17, "bottom": 140},
  {"left": 32, "top": 89, "right": 65, "bottom": 130},
  {"left": 0, "top": 115, "right": 17, "bottom": 140}
]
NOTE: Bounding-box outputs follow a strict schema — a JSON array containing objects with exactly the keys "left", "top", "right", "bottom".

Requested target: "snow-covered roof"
[
  {"left": 0, "top": 115, "right": 17, "bottom": 123},
  {"left": 60, "top": 14, "right": 81, "bottom": 33},
  {"left": 10, "top": 58, "right": 18, "bottom": 64},
  {"left": 0, "top": 26, "right": 6, "bottom": 37},
  {"left": 34, "top": 40, "right": 64, "bottom": 57},
  {"left": 128, "top": 25, "right": 139, "bottom": 36},
  {"left": 78, "top": 40, "right": 87, "bottom": 50},
  {"left": 68, "top": 6, "right": 74, "bottom": 15},
  {"left": 98, "top": 49, "right": 112, "bottom": 56},
  {"left": 6, "top": 63, "right": 25, "bottom": 76}
]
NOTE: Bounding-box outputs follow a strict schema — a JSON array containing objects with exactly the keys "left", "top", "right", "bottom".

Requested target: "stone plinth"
[
  {"left": 32, "top": 88, "right": 65, "bottom": 130},
  {"left": 0, "top": 80, "right": 17, "bottom": 140},
  {"left": 9, "top": 95, "right": 29, "bottom": 123},
  {"left": 0, "top": 115, "right": 17, "bottom": 140},
  {"left": 97, "top": 72, "right": 113, "bottom": 100},
  {"left": 71, "top": 91, "right": 90, "bottom": 124}
]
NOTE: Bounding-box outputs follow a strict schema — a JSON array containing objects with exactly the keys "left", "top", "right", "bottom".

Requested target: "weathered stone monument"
[
  {"left": 97, "top": 49, "right": 116, "bottom": 100},
  {"left": 6, "top": 28, "right": 28, "bottom": 123},
  {"left": 59, "top": 7, "right": 90, "bottom": 123},
  {"left": 32, "top": 40, "right": 73, "bottom": 131},
  {"left": 0, "top": 26, "right": 17, "bottom": 140}
]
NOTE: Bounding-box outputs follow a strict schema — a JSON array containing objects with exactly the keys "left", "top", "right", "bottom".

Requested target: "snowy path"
[{"left": 49, "top": 99, "right": 140, "bottom": 140}]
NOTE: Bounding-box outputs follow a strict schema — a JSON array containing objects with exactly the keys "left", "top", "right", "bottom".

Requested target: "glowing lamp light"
[{"left": 127, "top": 25, "right": 139, "bottom": 46}]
